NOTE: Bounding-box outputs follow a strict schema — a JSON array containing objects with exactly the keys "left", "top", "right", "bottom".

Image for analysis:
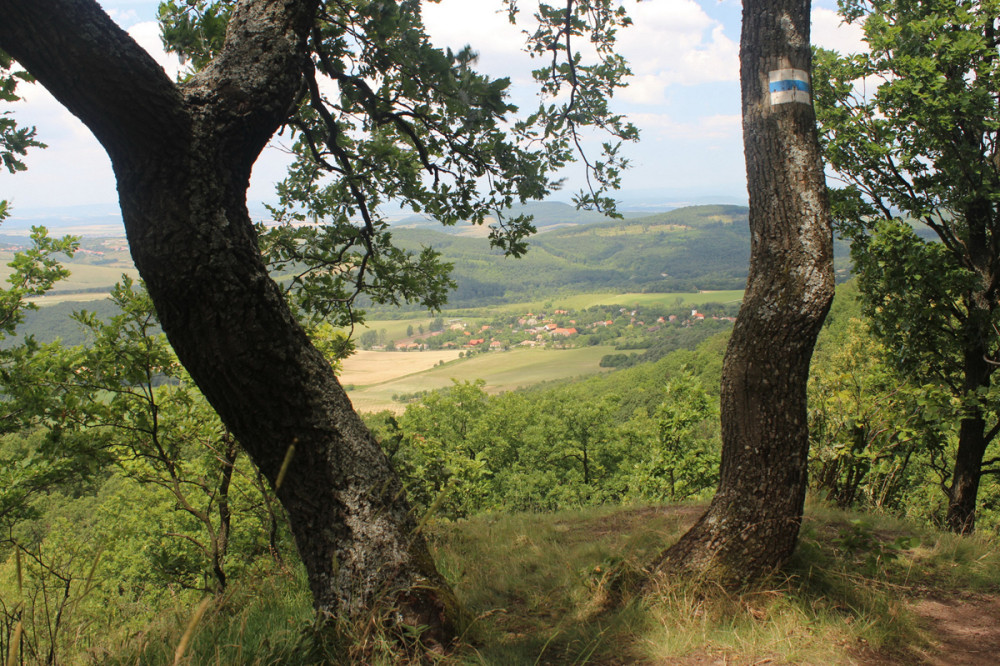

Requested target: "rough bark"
[
  {"left": 652, "top": 0, "right": 834, "bottom": 584},
  {"left": 942, "top": 195, "right": 1000, "bottom": 533},
  {"left": 0, "top": 0, "right": 459, "bottom": 638},
  {"left": 946, "top": 308, "right": 996, "bottom": 533}
]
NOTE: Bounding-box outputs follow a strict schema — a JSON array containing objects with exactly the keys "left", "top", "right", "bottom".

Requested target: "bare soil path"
[{"left": 908, "top": 593, "right": 1000, "bottom": 665}]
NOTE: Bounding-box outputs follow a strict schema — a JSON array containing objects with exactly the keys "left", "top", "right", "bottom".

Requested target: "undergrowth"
[{"left": 96, "top": 501, "right": 1000, "bottom": 665}]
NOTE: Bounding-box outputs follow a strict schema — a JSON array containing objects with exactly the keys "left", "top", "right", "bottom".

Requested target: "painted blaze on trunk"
[{"left": 652, "top": 0, "right": 834, "bottom": 584}]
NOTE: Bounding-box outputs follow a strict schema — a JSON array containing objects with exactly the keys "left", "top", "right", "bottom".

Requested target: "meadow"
[
  {"left": 342, "top": 346, "right": 611, "bottom": 413},
  {"left": 93, "top": 501, "right": 1000, "bottom": 665},
  {"left": 434, "top": 289, "right": 745, "bottom": 317}
]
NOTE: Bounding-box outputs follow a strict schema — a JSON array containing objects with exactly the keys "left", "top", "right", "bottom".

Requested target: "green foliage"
[
  {"left": 813, "top": 1, "right": 1000, "bottom": 381},
  {"left": 809, "top": 312, "right": 953, "bottom": 513},
  {"left": 813, "top": 0, "right": 1000, "bottom": 526},
  {"left": 507, "top": 0, "right": 638, "bottom": 212},
  {"left": 153, "top": 0, "right": 636, "bottom": 328},
  {"left": 623, "top": 371, "right": 719, "bottom": 502},
  {"left": 369, "top": 336, "right": 727, "bottom": 519},
  {"left": 388, "top": 379, "right": 492, "bottom": 519},
  {"left": 0, "top": 50, "right": 44, "bottom": 184},
  {"left": 0, "top": 229, "right": 78, "bottom": 538},
  {"left": 815, "top": 0, "right": 1000, "bottom": 223},
  {"left": 849, "top": 219, "right": 977, "bottom": 388},
  {"left": 0, "top": 279, "right": 298, "bottom": 663},
  {"left": 0, "top": 228, "right": 77, "bottom": 337},
  {"left": 157, "top": 1, "right": 231, "bottom": 72}
]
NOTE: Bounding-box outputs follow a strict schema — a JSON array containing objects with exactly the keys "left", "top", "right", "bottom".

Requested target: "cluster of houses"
[
  {"left": 392, "top": 314, "right": 580, "bottom": 352},
  {"left": 385, "top": 305, "right": 736, "bottom": 353}
]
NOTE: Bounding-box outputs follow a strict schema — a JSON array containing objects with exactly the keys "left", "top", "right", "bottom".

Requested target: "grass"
[
  {"left": 98, "top": 569, "right": 319, "bottom": 665},
  {"left": 88, "top": 501, "right": 1000, "bottom": 665},
  {"left": 346, "top": 346, "right": 611, "bottom": 412},
  {"left": 455, "top": 290, "right": 745, "bottom": 316},
  {"left": 349, "top": 289, "right": 745, "bottom": 337},
  {"left": 339, "top": 349, "right": 464, "bottom": 385}
]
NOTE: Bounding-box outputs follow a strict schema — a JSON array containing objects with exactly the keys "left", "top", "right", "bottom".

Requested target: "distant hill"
[
  {"left": 380, "top": 204, "right": 855, "bottom": 309},
  {"left": 389, "top": 200, "right": 650, "bottom": 236},
  {"left": 379, "top": 205, "right": 753, "bottom": 308},
  {"left": 2, "top": 203, "right": 853, "bottom": 323}
]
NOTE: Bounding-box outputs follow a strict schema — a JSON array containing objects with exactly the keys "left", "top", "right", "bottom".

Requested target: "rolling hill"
[
  {"left": 3, "top": 202, "right": 853, "bottom": 323},
  {"left": 383, "top": 204, "right": 755, "bottom": 308}
]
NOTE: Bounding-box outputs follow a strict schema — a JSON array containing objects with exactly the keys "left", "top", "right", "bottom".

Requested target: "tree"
[
  {"left": 626, "top": 370, "right": 719, "bottom": 503},
  {"left": 1, "top": 50, "right": 43, "bottom": 222},
  {"left": 0, "top": 232, "right": 78, "bottom": 538},
  {"left": 0, "top": 0, "right": 634, "bottom": 637},
  {"left": 653, "top": 0, "right": 835, "bottom": 584},
  {"left": 813, "top": 0, "right": 1000, "bottom": 532},
  {"left": 57, "top": 279, "right": 253, "bottom": 594},
  {"left": 808, "top": 313, "right": 947, "bottom": 511},
  {"left": 391, "top": 380, "right": 492, "bottom": 520}
]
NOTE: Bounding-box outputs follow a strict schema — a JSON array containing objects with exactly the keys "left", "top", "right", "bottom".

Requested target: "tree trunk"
[
  {"left": 211, "top": 437, "right": 238, "bottom": 593},
  {"left": 948, "top": 413, "right": 987, "bottom": 533},
  {"left": 652, "top": 0, "right": 834, "bottom": 585},
  {"left": 0, "top": 0, "right": 459, "bottom": 639},
  {"left": 946, "top": 322, "right": 994, "bottom": 533}
]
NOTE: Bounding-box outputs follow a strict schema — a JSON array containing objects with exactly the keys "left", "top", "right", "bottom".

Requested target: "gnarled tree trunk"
[
  {"left": 652, "top": 0, "right": 834, "bottom": 585},
  {"left": 0, "top": 0, "right": 458, "bottom": 639}
]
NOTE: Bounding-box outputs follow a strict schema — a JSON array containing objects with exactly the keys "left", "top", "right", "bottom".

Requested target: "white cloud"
[
  {"left": 423, "top": 0, "right": 739, "bottom": 108},
  {"left": 811, "top": 7, "right": 866, "bottom": 54},
  {"left": 618, "top": 0, "right": 739, "bottom": 101},
  {"left": 421, "top": 1, "right": 535, "bottom": 84},
  {"left": 630, "top": 111, "right": 740, "bottom": 140},
  {"left": 127, "top": 21, "right": 184, "bottom": 81},
  {"left": 106, "top": 9, "right": 140, "bottom": 25},
  {"left": 0, "top": 18, "right": 185, "bottom": 208}
]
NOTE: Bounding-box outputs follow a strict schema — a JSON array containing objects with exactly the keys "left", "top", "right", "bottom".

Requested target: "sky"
[{"left": 0, "top": 0, "right": 865, "bottom": 217}]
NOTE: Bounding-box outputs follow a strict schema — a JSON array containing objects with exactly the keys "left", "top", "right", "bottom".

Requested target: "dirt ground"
[
  {"left": 907, "top": 593, "right": 1000, "bottom": 665},
  {"left": 659, "top": 593, "right": 1000, "bottom": 665}
]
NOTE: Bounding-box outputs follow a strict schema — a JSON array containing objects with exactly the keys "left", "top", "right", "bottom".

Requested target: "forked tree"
[{"left": 0, "top": 0, "right": 634, "bottom": 640}]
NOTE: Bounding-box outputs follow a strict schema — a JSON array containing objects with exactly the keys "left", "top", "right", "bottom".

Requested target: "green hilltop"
[{"left": 389, "top": 204, "right": 756, "bottom": 308}]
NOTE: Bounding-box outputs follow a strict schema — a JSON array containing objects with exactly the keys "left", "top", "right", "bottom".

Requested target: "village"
[{"left": 357, "top": 302, "right": 739, "bottom": 354}]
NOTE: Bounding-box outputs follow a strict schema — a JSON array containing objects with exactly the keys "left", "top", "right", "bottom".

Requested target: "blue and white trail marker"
[{"left": 769, "top": 68, "right": 811, "bottom": 106}]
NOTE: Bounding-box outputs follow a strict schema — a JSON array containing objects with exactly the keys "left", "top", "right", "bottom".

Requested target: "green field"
[
  {"left": 437, "top": 290, "right": 745, "bottom": 318},
  {"left": 353, "top": 290, "right": 745, "bottom": 333},
  {"left": 350, "top": 316, "right": 442, "bottom": 341},
  {"left": 493, "top": 289, "right": 746, "bottom": 312},
  {"left": 344, "top": 345, "right": 612, "bottom": 413},
  {"left": 5, "top": 260, "right": 138, "bottom": 306}
]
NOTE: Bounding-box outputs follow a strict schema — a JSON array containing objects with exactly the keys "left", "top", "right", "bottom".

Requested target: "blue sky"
[{"left": 0, "top": 0, "right": 864, "bottom": 215}]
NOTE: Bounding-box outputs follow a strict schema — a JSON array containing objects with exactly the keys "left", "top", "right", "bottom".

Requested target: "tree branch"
[{"left": 0, "top": 0, "right": 186, "bottom": 162}]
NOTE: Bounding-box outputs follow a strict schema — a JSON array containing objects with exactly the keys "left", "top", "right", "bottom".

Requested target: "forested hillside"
[
  {"left": 386, "top": 203, "right": 855, "bottom": 308},
  {"left": 2, "top": 203, "right": 854, "bottom": 334},
  {"left": 390, "top": 205, "right": 752, "bottom": 305},
  {"left": 3, "top": 0, "right": 1000, "bottom": 662}
]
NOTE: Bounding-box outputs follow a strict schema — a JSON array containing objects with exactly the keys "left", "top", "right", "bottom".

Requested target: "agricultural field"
[
  {"left": 342, "top": 345, "right": 611, "bottom": 413},
  {"left": 0, "top": 238, "right": 138, "bottom": 306},
  {"left": 355, "top": 290, "right": 744, "bottom": 329},
  {"left": 338, "top": 349, "right": 463, "bottom": 386},
  {"left": 483, "top": 289, "right": 745, "bottom": 313}
]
